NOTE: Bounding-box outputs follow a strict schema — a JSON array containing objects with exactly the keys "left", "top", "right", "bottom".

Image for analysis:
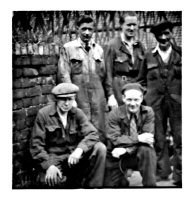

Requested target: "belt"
[{"left": 115, "top": 75, "right": 130, "bottom": 81}]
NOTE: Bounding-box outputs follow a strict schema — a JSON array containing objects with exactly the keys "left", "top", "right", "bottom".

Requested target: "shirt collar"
[
  {"left": 77, "top": 37, "right": 95, "bottom": 48},
  {"left": 152, "top": 43, "right": 172, "bottom": 54},
  {"left": 120, "top": 32, "right": 138, "bottom": 47}
]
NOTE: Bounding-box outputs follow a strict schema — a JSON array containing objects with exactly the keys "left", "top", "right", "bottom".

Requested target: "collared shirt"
[
  {"left": 121, "top": 33, "right": 136, "bottom": 63},
  {"left": 152, "top": 43, "right": 172, "bottom": 64},
  {"left": 107, "top": 104, "right": 155, "bottom": 150},
  {"left": 57, "top": 107, "right": 68, "bottom": 129}
]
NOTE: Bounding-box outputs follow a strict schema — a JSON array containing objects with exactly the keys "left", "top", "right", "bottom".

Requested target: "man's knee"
[{"left": 93, "top": 142, "right": 107, "bottom": 157}]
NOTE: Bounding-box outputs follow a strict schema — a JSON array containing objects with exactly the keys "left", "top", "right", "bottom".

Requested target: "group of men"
[{"left": 30, "top": 12, "right": 182, "bottom": 188}]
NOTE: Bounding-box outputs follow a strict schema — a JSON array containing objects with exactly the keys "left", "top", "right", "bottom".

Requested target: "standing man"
[
  {"left": 105, "top": 11, "right": 146, "bottom": 107},
  {"left": 57, "top": 15, "right": 111, "bottom": 143},
  {"left": 138, "top": 21, "right": 182, "bottom": 186},
  {"left": 104, "top": 83, "right": 157, "bottom": 187},
  {"left": 30, "top": 83, "right": 106, "bottom": 188}
]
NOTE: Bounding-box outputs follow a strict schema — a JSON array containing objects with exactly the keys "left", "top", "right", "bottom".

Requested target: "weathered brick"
[
  {"left": 13, "top": 68, "right": 23, "bottom": 79},
  {"left": 13, "top": 56, "right": 22, "bottom": 66},
  {"left": 13, "top": 128, "right": 31, "bottom": 142},
  {"left": 26, "top": 116, "right": 36, "bottom": 127},
  {"left": 22, "top": 98, "right": 32, "bottom": 108},
  {"left": 23, "top": 68, "right": 39, "bottom": 77},
  {"left": 31, "top": 55, "right": 43, "bottom": 66},
  {"left": 21, "top": 56, "right": 31, "bottom": 65},
  {"left": 13, "top": 100, "right": 23, "bottom": 110},
  {"left": 13, "top": 79, "right": 22, "bottom": 89},
  {"left": 41, "top": 85, "right": 53, "bottom": 94},
  {"left": 31, "top": 95, "right": 47, "bottom": 106},
  {"left": 25, "top": 86, "right": 42, "bottom": 97},
  {"left": 21, "top": 78, "right": 40, "bottom": 88},
  {"left": 39, "top": 65, "right": 57, "bottom": 75},
  {"left": 43, "top": 55, "right": 58, "bottom": 65},
  {"left": 13, "top": 109, "right": 26, "bottom": 121},
  {"left": 41, "top": 76, "right": 55, "bottom": 85},
  {"left": 15, "top": 119, "right": 26, "bottom": 131},
  {"left": 26, "top": 106, "right": 39, "bottom": 117},
  {"left": 13, "top": 89, "right": 26, "bottom": 99}
]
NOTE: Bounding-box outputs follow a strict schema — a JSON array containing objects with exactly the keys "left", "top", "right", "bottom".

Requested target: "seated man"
[
  {"left": 104, "top": 83, "right": 157, "bottom": 187},
  {"left": 30, "top": 83, "right": 106, "bottom": 188}
]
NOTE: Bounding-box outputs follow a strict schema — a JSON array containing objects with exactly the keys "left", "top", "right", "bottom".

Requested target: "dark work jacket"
[
  {"left": 137, "top": 45, "right": 182, "bottom": 106},
  {"left": 106, "top": 104, "right": 155, "bottom": 152},
  {"left": 104, "top": 36, "right": 145, "bottom": 105},
  {"left": 30, "top": 103, "right": 99, "bottom": 171}
]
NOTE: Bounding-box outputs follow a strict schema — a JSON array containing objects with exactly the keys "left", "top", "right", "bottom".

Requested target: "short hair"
[
  {"left": 119, "top": 11, "right": 138, "bottom": 25},
  {"left": 77, "top": 15, "right": 94, "bottom": 27}
]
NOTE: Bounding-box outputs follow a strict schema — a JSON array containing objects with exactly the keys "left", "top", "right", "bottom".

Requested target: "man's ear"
[{"left": 122, "top": 95, "right": 126, "bottom": 103}]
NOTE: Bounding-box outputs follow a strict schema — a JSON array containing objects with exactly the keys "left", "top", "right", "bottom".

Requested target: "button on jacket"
[
  {"left": 105, "top": 36, "right": 146, "bottom": 105},
  {"left": 57, "top": 38, "right": 111, "bottom": 142},
  {"left": 30, "top": 103, "right": 99, "bottom": 171}
]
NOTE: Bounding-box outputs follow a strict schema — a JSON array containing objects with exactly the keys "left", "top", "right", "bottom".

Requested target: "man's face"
[
  {"left": 121, "top": 15, "right": 138, "bottom": 39},
  {"left": 56, "top": 96, "right": 75, "bottom": 113},
  {"left": 78, "top": 22, "right": 94, "bottom": 43},
  {"left": 122, "top": 89, "right": 143, "bottom": 114},
  {"left": 155, "top": 28, "right": 172, "bottom": 50}
]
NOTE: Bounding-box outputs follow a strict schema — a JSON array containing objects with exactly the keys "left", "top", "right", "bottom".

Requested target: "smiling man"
[
  {"left": 57, "top": 15, "right": 111, "bottom": 144},
  {"left": 104, "top": 83, "right": 157, "bottom": 187},
  {"left": 137, "top": 21, "right": 182, "bottom": 186},
  {"left": 105, "top": 11, "right": 146, "bottom": 107},
  {"left": 30, "top": 83, "right": 106, "bottom": 188}
]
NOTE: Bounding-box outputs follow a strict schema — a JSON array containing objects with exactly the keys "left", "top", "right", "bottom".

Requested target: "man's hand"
[
  {"left": 108, "top": 94, "right": 118, "bottom": 108},
  {"left": 112, "top": 148, "right": 126, "bottom": 158},
  {"left": 138, "top": 132, "right": 154, "bottom": 147},
  {"left": 68, "top": 148, "right": 83, "bottom": 167},
  {"left": 45, "top": 165, "right": 62, "bottom": 186}
]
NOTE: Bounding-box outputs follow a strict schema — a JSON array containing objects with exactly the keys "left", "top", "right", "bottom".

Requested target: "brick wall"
[{"left": 12, "top": 55, "right": 58, "bottom": 188}]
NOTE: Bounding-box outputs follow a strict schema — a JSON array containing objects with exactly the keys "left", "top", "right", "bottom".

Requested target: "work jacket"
[
  {"left": 30, "top": 103, "right": 99, "bottom": 171},
  {"left": 137, "top": 44, "right": 182, "bottom": 105}
]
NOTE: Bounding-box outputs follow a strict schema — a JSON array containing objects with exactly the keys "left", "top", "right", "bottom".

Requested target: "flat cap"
[
  {"left": 52, "top": 83, "right": 79, "bottom": 98},
  {"left": 151, "top": 21, "right": 173, "bottom": 35},
  {"left": 121, "top": 83, "right": 145, "bottom": 94}
]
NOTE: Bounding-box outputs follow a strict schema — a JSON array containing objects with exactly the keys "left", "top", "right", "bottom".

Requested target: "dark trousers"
[
  {"left": 152, "top": 94, "right": 181, "bottom": 182},
  {"left": 35, "top": 142, "right": 107, "bottom": 188},
  {"left": 104, "top": 145, "right": 157, "bottom": 187}
]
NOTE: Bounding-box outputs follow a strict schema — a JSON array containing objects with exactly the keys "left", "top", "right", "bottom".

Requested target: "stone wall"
[{"left": 12, "top": 55, "right": 58, "bottom": 188}]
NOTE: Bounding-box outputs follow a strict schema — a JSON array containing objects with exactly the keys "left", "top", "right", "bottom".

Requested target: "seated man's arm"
[
  {"left": 30, "top": 111, "right": 62, "bottom": 186},
  {"left": 138, "top": 107, "right": 155, "bottom": 147}
]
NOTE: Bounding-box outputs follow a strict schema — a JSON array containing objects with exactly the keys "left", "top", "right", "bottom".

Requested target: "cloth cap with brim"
[
  {"left": 52, "top": 83, "right": 79, "bottom": 98},
  {"left": 121, "top": 83, "right": 145, "bottom": 95},
  {"left": 150, "top": 21, "right": 173, "bottom": 35}
]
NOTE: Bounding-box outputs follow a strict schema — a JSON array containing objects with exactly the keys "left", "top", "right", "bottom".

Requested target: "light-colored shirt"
[
  {"left": 57, "top": 107, "right": 68, "bottom": 129},
  {"left": 152, "top": 43, "right": 172, "bottom": 64}
]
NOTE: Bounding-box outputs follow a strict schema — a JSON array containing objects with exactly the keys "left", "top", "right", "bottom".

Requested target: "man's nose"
[
  {"left": 160, "top": 34, "right": 167, "bottom": 40},
  {"left": 85, "top": 29, "right": 90, "bottom": 35}
]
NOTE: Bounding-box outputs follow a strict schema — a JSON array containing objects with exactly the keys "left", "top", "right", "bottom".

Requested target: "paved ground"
[{"left": 129, "top": 171, "right": 176, "bottom": 187}]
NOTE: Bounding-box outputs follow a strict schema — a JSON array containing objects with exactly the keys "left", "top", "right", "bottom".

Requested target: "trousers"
[
  {"left": 35, "top": 142, "right": 107, "bottom": 188},
  {"left": 104, "top": 145, "right": 157, "bottom": 187}
]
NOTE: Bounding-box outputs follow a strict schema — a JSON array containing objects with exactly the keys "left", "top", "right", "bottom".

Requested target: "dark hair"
[
  {"left": 77, "top": 15, "right": 94, "bottom": 27},
  {"left": 119, "top": 11, "right": 138, "bottom": 25}
]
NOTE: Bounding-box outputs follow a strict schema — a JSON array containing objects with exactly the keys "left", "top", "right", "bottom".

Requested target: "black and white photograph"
[{"left": 12, "top": 10, "right": 182, "bottom": 189}]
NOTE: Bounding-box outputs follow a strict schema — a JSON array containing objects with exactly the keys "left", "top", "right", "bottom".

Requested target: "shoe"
[
  {"left": 156, "top": 175, "right": 169, "bottom": 182},
  {"left": 173, "top": 180, "right": 182, "bottom": 187}
]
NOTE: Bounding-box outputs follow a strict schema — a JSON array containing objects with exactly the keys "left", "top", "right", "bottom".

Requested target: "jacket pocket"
[
  {"left": 147, "top": 63, "right": 160, "bottom": 81},
  {"left": 45, "top": 125, "right": 62, "bottom": 143},
  {"left": 70, "top": 57, "right": 83, "bottom": 74}
]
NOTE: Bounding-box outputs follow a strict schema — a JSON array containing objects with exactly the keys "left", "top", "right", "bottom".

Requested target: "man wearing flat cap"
[
  {"left": 138, "top": 21, "right": 182, "bottom": 186},
  {"left": 30, "top": 83, "right": 106, "bottom": 188},
  {"left": 104, "top": 83, "right": 157, "bottom": 187}
]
